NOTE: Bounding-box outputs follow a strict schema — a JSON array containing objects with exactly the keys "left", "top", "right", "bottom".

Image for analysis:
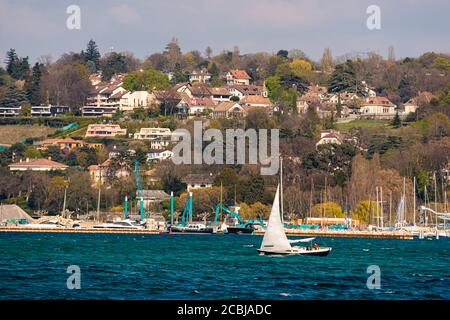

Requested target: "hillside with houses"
[{"left": 0, "top": 39, "right": 449, "bottom": 225}]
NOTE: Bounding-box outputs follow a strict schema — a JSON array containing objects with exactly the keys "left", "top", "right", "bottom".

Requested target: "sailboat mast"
[
  {"left": 413, "top": 176, "right": 416, "bottom": 226},
  {"left": 280, "top": 156, "right": 284, "bottom": 224}
]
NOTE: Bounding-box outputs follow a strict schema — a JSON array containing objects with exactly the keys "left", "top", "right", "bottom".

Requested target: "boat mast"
[
  {"left": 280, "top": 156, "right": 284, "bottom": 224},
  {"left": 413, "top": 176, "right": 416, "bottom": 226},
  {"left": 380, "top": 186, "right": 384, "bottom": 229}
]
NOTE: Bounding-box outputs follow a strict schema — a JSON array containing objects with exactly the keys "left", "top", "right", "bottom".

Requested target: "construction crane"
[
  {"left": 213, "top": 203, "right": 265, "bottom": 229},
  {"left": 134, "top": 160, "right": 145, "bottom": 222},
  {"left": 168, "top": 192, "right": 193, "bottom": 227}
]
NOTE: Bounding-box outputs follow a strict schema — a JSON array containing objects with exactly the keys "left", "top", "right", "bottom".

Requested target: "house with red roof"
[
  {"left": 9, "top": 158, "right": 68, "bottom": 171},
  {"left": 359, "top": 96, "right": 397, "bottom": 119},
  {"left": 225, "top": 69, "right": 251, "bottom": 85},
  {"left": 316, "top": 130, "right": 343, "bottom": 148}
]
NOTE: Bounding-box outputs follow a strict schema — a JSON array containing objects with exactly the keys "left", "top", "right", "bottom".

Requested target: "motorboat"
[
  {"left": 24, "top": 220, "right": 62, "bottom": 229},
  {"left": 92, "top": 219, "right": 144, "bottom": 230},
  {"left": 168, "top": 223, "right": 214, "bottom": 234}
]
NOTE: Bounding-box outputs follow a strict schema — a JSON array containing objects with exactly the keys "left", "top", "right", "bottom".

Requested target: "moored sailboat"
[{"left": 257, "top": 185, "right": 332, "bottom": 256}]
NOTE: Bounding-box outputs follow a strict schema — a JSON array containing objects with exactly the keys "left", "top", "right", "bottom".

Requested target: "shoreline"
[{"left": 0, "top": 227, "right": 415, "bottom": 239}]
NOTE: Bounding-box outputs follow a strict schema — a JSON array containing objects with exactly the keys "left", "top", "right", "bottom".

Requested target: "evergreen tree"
[
  {"left": 25, "top": 63, "right": 42, "bottom": 105},
  {"left": 391, "top": 111, "right": 401, "bottom": 128},
  {"left": 0, "top": 85, "right": 28, "bottom": 108},
  {"left": 327, "top": 60, "right": 366, "bottom": 97},
  {"left": 100, "top": 52, "right": 127, "bottom": 81},
  {"left": 84, "top": 39, "right": 101, "bottom": 71},
  {"left": 5, "top": 49, "right": 18, "bottom": 77}
]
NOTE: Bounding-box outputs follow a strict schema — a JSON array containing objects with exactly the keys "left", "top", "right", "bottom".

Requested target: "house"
[
  {"left": 228, "top": 85, "right": 267, "bottom": 98},
  {"left": 35, "top": 138, "right": 85, "bottom": 151},
  {"left": 31, "top": 105, "right": 71, "bottom": 117},
  {"left": 134, "top": 127, "right": 174, "bottom": 149},
  {"left": 212, "top": 102, "right": 246, "bottom": 119},
  {"left": 209, "top": 87, "right": 232, "bottom": 102},
  {"left": 85, "top": 124, "right": 127, "bottom": 138},
  {"left": 139, "top": 190, "right": 171, "bottom": 213},
  {"left": 0, "top": 104, "right": 21, "bottom": 117},
  {"left": 359, "top": 96, "right": 397, "bottom": 119},
  {"left": 119, "top": 91, "right": 156, "bottom": 111},
  {"left": 189, "top": 68, "right": 211, "bottom": 84},
  {"left": 9, "top": 158, "right": 68, "bottom": 171},
  {"left": 225, "top": 70, "right": 251, "bottom": 85},
  {"left": 82, "top": 76, "right": 128, "bottom": 117},
  {"left": 176, "top": 92, "right": 216, "bottom": 116},
  {"left": 183, "top": 173, "right": 215, "bottom": 192},
  {"left": 402, "top": 92, "right": 434, "bottom": 116},
  {"left": 239, "top": 96, "right": 272, "bottom": 108},
  {"left": 88, "top": 158, "right": 130, "bottom": 185},
  {"left": 147, "top": 150, "right": 174, "bottom": 162},
  {"left": 316, "top": 130, "right": 343, "bottom": 148}
]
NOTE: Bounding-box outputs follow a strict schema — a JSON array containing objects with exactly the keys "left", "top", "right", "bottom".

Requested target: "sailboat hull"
[{"left": 257, "top": 247, "right": 332, "bottom": 256}]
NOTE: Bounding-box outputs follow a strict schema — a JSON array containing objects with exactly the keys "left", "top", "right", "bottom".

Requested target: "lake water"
[{"left": 0, "top": 232, "right": 448, "bottom": 299}]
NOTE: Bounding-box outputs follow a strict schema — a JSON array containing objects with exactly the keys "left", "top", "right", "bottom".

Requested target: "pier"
[{"left": 0, "top": 226, "right": 414, "bottom": 239}]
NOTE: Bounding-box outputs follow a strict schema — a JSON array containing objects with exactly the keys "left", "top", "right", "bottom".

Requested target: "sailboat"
[{"left": 257, "top": 185, "right": 332, "bottom": 256}]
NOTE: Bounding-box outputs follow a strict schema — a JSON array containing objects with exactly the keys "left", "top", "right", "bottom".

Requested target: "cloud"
[{"left": 107, "top": 4, "right": 142, "bottom": 26}]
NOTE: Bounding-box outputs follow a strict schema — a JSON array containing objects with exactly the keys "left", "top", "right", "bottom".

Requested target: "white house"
[
  {"left": 119, "top": 91, "right": 155, "bottom": 111},
  {"left": 316, "top": 130, "right": 342, "bottom": 148},
  {"left": 359, "top": 96, "right": 397, "bottom": 119},
  {"left": 147, "top": 150, "right": 174, "bottom": 162},
  {"left": 189, "top": 69, "right": 211, "bottom": 84},
  {"left": 134, "top": 127, "right": 174, "bottom": 150},
  {"left": 212, "top": 102, "right": 246, "bottom": 119},
  {"left": 183, "top": 174, "right": 215, "bottom": 192}
]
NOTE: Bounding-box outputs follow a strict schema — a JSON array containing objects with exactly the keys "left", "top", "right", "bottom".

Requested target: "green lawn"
[{"left": 336, "top": 119, "right": 390, "bottom": 131}]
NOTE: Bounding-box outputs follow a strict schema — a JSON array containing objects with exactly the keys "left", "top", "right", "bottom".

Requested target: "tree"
[
  {"left": 40, "top": 61, "right": 91, "bottom": 110},
  {"left": 25, "top": 63, "right": 43, "bottom": 105},
  {"left": 276, "top": 50, "right": 289, "bottom": 59},
  {"left": 311, "top": 202, "right": 344, "bottom": 218},
  {"left": 205, "top": 46, "right": 213, "bottom": 59},
  {"left": 122, "top": 68, "right": 170, "bottom": 92},
  {"left": 84, "top": 39, "right": 101, "bottom": 71},
  {"left": 391, "top": 111, "right": 401, "bottom": 128},
  {"left": 5, "top": 49, "right": 30, "bottom": 80},
  {"left": 327, "top": 60, "right": 361, "bottom": 95},
  {"left": 0, "top": 85, "right": 27, "bottom": 109},
  {"left": 164, "top": 37, "right": 182, "bottom": 71},
  {"left": 100, "top": 52, "right": 128, "bottom": 81},
  {"left": 5, "top": 49, "right": 18, "bottom": 77},
  {"left": 320, "top": 48, "right": 333, "bottom": 72}
]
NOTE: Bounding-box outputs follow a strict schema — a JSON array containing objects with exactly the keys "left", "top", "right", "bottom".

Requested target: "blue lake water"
[{"left": 0, "top": 232, "right": 448, "bottom": 300}]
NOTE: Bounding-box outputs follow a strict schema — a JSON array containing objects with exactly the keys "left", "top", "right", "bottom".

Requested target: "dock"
[
  {"left": 0, "top": 226, "right": 414, "bottom": 239},
  {"left": 256, "top": 229, "right": 414, "bottom": 240},
  {"left": 0, "top": 227, "right": 162, "bottom": 235}
]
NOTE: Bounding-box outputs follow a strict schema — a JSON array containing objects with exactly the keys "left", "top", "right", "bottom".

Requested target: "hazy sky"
[{"left": 1, "top": 0, "right": 449, "bottom": 65}]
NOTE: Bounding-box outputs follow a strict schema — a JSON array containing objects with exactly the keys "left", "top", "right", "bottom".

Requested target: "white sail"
[
  {"left": 396, "top": 195, "right": 405, "bottom": 227},
  {"left": 259, "top": 185, "right": 292, "bottom": 252}
]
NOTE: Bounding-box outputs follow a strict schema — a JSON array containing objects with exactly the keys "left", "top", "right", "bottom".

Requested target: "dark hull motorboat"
[{"left": 225, "top": 225, "right": 255, "bottom": 234}]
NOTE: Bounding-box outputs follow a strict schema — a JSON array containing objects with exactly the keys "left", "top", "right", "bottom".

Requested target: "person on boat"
[{"left": 313, "top": 243, "right": 319, "bottom": 250}]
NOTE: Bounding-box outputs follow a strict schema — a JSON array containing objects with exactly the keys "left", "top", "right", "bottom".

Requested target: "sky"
[{"left": 1, "top": 0, "right": 449, "bottom": 65}]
